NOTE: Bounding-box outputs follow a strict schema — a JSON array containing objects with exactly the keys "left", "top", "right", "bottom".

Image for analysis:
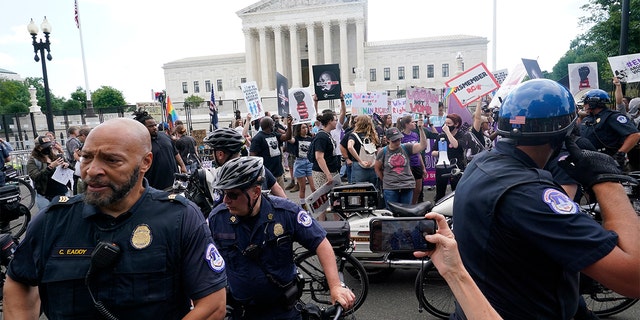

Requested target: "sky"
[{"left": 0, "top": 0, "right": 588, "bottom": 104}]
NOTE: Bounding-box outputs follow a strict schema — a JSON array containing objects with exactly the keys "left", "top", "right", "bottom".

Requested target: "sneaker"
[
  {"left": 285, "top": 182, "right": 295, "bottom": 190},
  {"left": 290, "top": 184, "right": 300, "bottom": 192}
]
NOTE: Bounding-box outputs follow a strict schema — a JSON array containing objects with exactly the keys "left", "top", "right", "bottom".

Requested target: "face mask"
[
  {"left": 42, "top": 148, "right": 51, "bottom": 155},
  {"left": 448, "top": 125, "right": 456, "bottom": 132}
]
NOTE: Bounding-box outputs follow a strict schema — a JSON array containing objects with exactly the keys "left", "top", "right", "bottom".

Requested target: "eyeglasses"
[{"left": 223, "top": 190, "right": 243, "bottom": 200}]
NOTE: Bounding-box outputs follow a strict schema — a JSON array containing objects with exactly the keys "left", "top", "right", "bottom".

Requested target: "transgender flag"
[{"left": 166, "top": 96, "right": 179, "bottom": 130}]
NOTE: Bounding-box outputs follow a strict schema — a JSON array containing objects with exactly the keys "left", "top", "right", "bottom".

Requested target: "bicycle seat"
[{"left": 388, "top": 201, "right": 433, "bottom": 217}]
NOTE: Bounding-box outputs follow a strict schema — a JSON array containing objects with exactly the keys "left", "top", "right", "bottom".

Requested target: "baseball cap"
[
  {"left": 385, "top": 127, "right": 403, "bottom": 141},
  {"left": 35, "top": 136, "right": 53, "bottom": 149}
]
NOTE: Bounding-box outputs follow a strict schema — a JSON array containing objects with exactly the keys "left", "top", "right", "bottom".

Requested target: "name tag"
[{"left": 53, "top": 247, "right": 93, "bottom": 257}]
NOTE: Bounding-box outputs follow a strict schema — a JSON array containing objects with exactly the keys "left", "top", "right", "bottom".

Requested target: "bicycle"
[
  {"left": 294, "top": 220, "right": 369, "bottom": 317},
  {"left": 1, "top": 165, "right": 34, "bottom": 239}
]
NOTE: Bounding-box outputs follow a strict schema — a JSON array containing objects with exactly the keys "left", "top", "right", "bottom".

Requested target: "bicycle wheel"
[
  {"left": 415, "top": 260, "right": 456, "bottom": 319},
  {"left": 0, "top": 204, "right": 31, "bottom": 240},
  {"left": 294, "top": 250, "right": 369, "bottom": 315},
  {"left": 582, "top": 283, "right": 639, "bottom": 317},
  {"left": 6, "top": 177, "right": 36, "bottom": 211}
]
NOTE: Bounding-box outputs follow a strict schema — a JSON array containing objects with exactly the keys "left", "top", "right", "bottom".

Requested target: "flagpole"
[{"left": 75, "top": 0, "right": 96, "bottom": 117}]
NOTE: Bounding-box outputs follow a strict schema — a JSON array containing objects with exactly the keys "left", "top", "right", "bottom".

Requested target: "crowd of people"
[{"left": 2, "top": 78, "right": 639, "bottom": 319}]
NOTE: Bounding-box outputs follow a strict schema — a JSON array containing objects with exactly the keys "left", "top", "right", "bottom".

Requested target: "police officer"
[
  {"left": 579, "top": 88, "right": 640, "bottom": 169},
  {"left": 208, "top": 157, "right": 355, "bottom": 319},
  {"left": 203, "top": 128, "right": 287, "bottom": 205},
  {"left": 4, "top": 118, "right": 227, "bottom": 319},
  {"left": 453, "top": 79, "right": 640, "bottom": 319}
]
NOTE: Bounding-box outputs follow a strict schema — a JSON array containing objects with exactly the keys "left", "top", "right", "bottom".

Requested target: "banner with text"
[
  {"left": 445, "top": 62, "right": 500, "bottom": 107},
  {"left": 406, "top": 87, "right": 440, "bottom": 115},
  {"left": 288, "top": 87, "right": 316, "bottom": 125},
  {"left": 608, "top": 53, "right": 640, "bottom": 83},
  {"left": 344, "top": 92, "right": 389, "bottom": 115},
  {"left": 241, "top": 81, "right": 264, "bottom": 119}
]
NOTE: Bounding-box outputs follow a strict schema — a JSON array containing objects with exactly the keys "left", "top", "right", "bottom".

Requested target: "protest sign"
[
  {"left": 522, "top": 58, "right": 544, "bottom": 79},
  {"left": 489, "top": 62, "right": 527, "bottom": 109},
  {"left": 492, "top": 69, "right": 509, "bottom": 85},
  {"left": 608, "top": 53, "right": 640, "bottom": 83},
  {"left": 276, "top": 72, "right": 289, "bottom": 116},
  {"left": 304, "top": 174, "right": 341, "bottom": 218},
  {"left": 288, "top": 87, "right": 316, "bottom": 124},
  {"left": 568, "top": 62, "right": 599, "bottom": 95},
  {"left": 390, "top": 98, "right": 407, "bottom": 124},
  {"left": 240, "top": 81, "right": 264, "bottom": 119},
  {"left": 312, "top": 64, "right": 342, "bottom": 101},
  {"left": 344, "top": 92, "right": 389, "bottom": 115},
  {"left": 406, "top": 87, "right": 440, "bottom": 115},
  {"left": 445, "top": 62, "right": 500, "bottom": 107}
]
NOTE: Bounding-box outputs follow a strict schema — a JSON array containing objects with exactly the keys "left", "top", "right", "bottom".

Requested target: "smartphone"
[{"left": 369, "top": 217, "right": 436, "bottom": 253}]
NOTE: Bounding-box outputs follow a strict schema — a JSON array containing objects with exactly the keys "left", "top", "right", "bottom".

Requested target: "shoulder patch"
[
  {"left": 48, "top": 195, "right": 83, "bottom": 207},
  {"left": 205, "top": 243, "right": 225, "bottom": 272},
  {"left": 616, "top": 115, "right": 628, "bottom": 124},
  {"left": 542, "top": 188, "right": 578, "bottom": 215},
  {"left": 297, "top": 210, "right": 313, "bottom": 227}
]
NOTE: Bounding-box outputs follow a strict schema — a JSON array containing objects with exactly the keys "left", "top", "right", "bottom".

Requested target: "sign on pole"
[{"left": 445, "top": 62, "right": 500, "bottom": 107}]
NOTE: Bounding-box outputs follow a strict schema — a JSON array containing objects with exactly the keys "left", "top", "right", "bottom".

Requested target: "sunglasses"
[{"left": 223, "top": 190, "right": 243, "bottom": 200}]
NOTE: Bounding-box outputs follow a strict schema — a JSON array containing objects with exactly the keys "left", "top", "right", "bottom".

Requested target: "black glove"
[
  {"left": 558, "top": 137, "right": 637, "bottom": 189},
  {"left": 613, "top": 151, "right": 626, "bottom": 168}
]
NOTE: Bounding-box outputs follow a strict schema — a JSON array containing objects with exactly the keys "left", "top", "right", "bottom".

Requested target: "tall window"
[
  {"left": 427, "top": 65, "right": 434, "bottom": 78},
  {"left": 370, "top": 68, "right": 377, "bottom": 82},
  {"left": 193, "top": 81, "right": 200, "bottom": 93},
  {"left": 182, "top": 82, "right": 188, "bottom": 94},
  {"left": 217, "top": 79, "right": 223, "bottom": 92},
  {"left": 384, "top": 67, "right": 390, "bottom": 81},
  {"left": 205, "top": 80, "right": 211, "bottom": 92},
  {"left": 442, "top": 64, "right": 450, "bottom": 77},
  {"left": 398, "top": 66, "right": 405, "bottom": 80},
  {"left": 412, "top": 65, "right": 419, "bottom": 79},
  {"left": 241, "top": 77, "right": 247, "bottom": 83}
]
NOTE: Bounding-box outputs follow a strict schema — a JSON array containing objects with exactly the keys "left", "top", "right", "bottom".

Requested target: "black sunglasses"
[{"left": 223, "top": 190, "right": 243, "bottom": 200}]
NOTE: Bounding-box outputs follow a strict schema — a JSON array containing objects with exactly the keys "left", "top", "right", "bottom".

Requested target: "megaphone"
[{"left": 435, "top": 138, "right": 451, "bottom": 167}]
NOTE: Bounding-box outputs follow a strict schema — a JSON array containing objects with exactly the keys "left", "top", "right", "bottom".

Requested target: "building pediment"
[{"left": 237, "top": 0, "right": 362, "bottom": 15}]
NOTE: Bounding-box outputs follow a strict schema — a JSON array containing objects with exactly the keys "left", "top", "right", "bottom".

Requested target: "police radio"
[{"left": 85, "top": 241, "right": 121, "bottom": 320}]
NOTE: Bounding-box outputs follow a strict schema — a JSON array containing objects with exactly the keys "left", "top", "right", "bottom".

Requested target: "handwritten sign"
[
  {"left": 445, "top": 62, "right": 500, "bottom": 107},
  {"left": 344, "top": 92, "right": 389, "bottom": 115},
  {"left": 406, "top": 87, "right": 440, "bottom": 115},
  {"left": 390, "top": 98, "right": 406, "bottom": 124},
  {"left": 241, "top": 81, "right": 264, "bottom": 119}
]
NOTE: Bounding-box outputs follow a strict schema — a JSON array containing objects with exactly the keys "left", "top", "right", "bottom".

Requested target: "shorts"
[
  {"left": 410, "top": 166, "right": 424, "bottom": 180},
  {"left": 294, "top": 158, "right": 313, "bottom": 178}
]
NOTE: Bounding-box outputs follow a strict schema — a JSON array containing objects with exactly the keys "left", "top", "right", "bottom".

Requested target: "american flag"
[
  {"left": 209, "top": 89, "right": 217, "bottom": 115},
  {"left": 74, "top": 0, "right": 80, "bottom": 28}
]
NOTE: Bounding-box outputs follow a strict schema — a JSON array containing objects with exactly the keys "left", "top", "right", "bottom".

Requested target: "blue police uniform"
[
  {"left": 209, "top": 195, "right": 327, "bottom": 320},
  {"left": 452, "top": 140, "right": 618, "bottom": 319},
  {"left": 580, "top": 108, "right": 639, "bottom": 155},
  {"left": 7, "top": 180, "right": 227, "bottom": 319}
]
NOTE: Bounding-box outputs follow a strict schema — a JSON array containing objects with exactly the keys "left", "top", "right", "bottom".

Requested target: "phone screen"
[{"left": 369, "top": 218, "right": 436, "bottom": 253}]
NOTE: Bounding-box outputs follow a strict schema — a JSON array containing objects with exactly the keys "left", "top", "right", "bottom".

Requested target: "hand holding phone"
[{"left": 369, "top": 217, "right": 436, "bottom": 253}]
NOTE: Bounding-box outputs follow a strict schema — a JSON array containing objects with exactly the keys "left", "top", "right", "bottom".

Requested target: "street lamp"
[{"left": 28, "top": 17, "right": 55, "bottom": 134}]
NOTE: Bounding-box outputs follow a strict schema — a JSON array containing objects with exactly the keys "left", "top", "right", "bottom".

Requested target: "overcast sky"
[{"left": 0, "top": 0, "right": 587, "bottom": 103}]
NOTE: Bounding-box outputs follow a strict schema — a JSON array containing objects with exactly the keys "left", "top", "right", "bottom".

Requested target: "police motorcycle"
[{"left": 167, "top": 155, "right": 217, "bottom": 218}]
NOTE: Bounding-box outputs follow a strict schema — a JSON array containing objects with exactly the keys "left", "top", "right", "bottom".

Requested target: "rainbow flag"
[
  {"left": 443, "top": 86, "right": 457, "bottom": 99},
  {"left": 166, "top": 96, "right": 179, "bottom": 129}
]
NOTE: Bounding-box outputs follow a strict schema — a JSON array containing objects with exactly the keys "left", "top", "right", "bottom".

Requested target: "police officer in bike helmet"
[
  {"left": 208, "top": 156, "right": 355, "bottom": 319},
  {"left": 579, "top": 89, "right": 640, "bottom": 169},
  {"left": 452, "top": 79, "right": 640, "bottom": 319},
  {"left": 203, "top": 128, "right": 286, "bottom": 201}
]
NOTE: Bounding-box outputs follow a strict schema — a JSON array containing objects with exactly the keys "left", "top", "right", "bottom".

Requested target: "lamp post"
[{"left": 28, "top": 17, "right": 55, "bottom": 134}]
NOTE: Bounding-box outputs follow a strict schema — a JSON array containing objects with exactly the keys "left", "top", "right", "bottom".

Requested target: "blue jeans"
[
  {"left": 383, "top": 189, "right": 414, "bottom": 209},
  {"left": 351, "top": 163, "right": 377, "bottom": 185}
]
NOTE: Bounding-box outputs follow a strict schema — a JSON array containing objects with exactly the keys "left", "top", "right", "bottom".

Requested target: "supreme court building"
[{"left": 162, "top": 0, "right": 488, "bottom": 112}]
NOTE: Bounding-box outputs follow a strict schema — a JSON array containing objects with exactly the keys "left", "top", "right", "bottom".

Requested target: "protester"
[
  {"left": 347, "top": 115, "right": 379, "bottom": 185},
  {"left": 249, "top": 115, "right": 293, "bottom": 189},
  {"left": 174, "top": 124, "right": 199, "bottom": 174},
  {"left": 311, "top": 109, "right": 342, "bottom": 187},
  {"left": 27, "top": 135, "right": 70, "bottom": 210},
  {"left": 431, "top": 113, "right": 465, "bottom": 203},
  {"left": 288, "top": 123, "right": 316, "bottom": 206}
]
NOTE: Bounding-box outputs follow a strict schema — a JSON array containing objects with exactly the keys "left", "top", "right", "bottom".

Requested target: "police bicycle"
[{"left": 1, "top": 165, "right": 35, "bottom": 238}]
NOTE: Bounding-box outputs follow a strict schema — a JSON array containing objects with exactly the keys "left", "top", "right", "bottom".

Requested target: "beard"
[{"left": 84, "top": 166, "right": 140, "bottom": 207}]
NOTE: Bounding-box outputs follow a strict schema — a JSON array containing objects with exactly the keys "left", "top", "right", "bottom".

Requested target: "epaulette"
[{"left": 156, "top": 192, "right": 190, "bottom": 206}]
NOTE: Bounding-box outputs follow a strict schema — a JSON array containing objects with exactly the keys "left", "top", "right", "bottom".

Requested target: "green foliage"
[
  {"left": 92, "top": 86, "right": 127, "bottom": 109},
  {"left": 4, "top": 101, "right": 28, "bottom": 114},
  {"left": 70, "top": 87, "right": 87, "bottom": 105},
  {"left": 63, "top": 99, "right": 83, "bottom": 111},
  {"left": 0, "top": 79, "right": 30, "bottom": 111},
  {"left": 184, "top": 94, "right": 205, "bottom": 108}
]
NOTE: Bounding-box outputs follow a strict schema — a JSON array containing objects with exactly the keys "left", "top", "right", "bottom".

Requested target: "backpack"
[
  {"left": 352, "top": 133, "right": 376, "bottom": 165},
  {"left": 307, "top": 131, "right": 331, "bottom": 164}
]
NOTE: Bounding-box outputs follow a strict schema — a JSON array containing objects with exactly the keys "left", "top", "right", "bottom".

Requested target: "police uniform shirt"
[
  {"left": 452, "top": 140, "right": 618, "bottom": 319},
  {"left": 580, "top": 109, "right": 639, "bottom": 154},
  {"left": 209, "top": 195, "right": 326, "bottom": 307},
  {"left": 7, "top": 180, "right": 227, "bottom": 319}
]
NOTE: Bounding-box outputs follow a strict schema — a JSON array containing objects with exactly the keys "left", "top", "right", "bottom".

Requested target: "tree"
[
  {"left": 184, "top": 94, "right": 205, "bottom": 108},
  {"left": 92, "top": 86, "right": 127, "bottom": 109},
  {"left": 0, "top": 79, "right": 30, "bottom": 111},
  {"left": 70, "top": 87, "right": 87, "bottom": 105},
  {"left": 4, "top": 101, "right": 29, "bottom": 114},
  {"left": 63, "top": 99, "right": 83, "bottom": 111}
]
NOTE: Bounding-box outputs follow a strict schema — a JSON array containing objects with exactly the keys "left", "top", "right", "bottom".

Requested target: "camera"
[{"left": 369, "top": 217, "right": 436, "bottom": 253}]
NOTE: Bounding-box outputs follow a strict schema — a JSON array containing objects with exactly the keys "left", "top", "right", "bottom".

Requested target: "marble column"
[
  {"left": 322, "top": 20, "right": 332, "bottom": 64},
  {"left": 339, "top": 20, "right": 349, "bottom": 86},
  {"left": 289, "top": 24, "right": 301, "bottom": 87},
  {"left": 356, "top": 19, "right": 365, "bottom": 74},
  {"left": 306, "top": 22, "right": 317, "bottom": 87},
  {"left": 274, "top": 25, "right": 284, "bottom": 77},
  {"left": 243, "top": 27, "right": 256, "bottom": 83},
  {"left": 258, "top": 26, "right": 269, "bottom": 90}
]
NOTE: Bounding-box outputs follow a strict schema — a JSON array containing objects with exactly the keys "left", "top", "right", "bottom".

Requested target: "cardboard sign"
[
  {"left": 312, "top": 64, "right": 342, "bottom": 101},
  {"left": 390, "top": 98, "right": 407, "bottom": 124},
  {"left": 568, "top": 62, "right": 599, "bottom": 95},
  {"left": 304, "top": 174, "right": 342, "bottom": 218},
  {"left": 406, "top": 87, "right": 440, "bottom": 115},
  {"left": 276, "top": 72, "right": 289, "bottom": 116},
  {"left": 288, "top": 87, "right": 316, "bottom": 124},
  {"left": 608, "top": 53, "right": 640, "bottom": 83},
  {"left": 240, "top": 81, "right": 264, "bottom": 119},
  {"left": 345, "top": 92, "right": 389, "bottom": 115},
  {"left": 445, "top": 62, "right": 500, "bottom": 107}
]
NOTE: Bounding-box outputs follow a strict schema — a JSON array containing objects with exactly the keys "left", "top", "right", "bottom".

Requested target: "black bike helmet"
[
  {"left": 203, "top": 128, "right": 245, "bottom": 154},
  {"left": 497, "top": 79, "right": 577, "bottom": 146},
  {"left": 212, "top": 156, "right": 265, "bottom": 190},
  {"left": 580, "top": 89, "right": 610, "bottom": 109}
]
